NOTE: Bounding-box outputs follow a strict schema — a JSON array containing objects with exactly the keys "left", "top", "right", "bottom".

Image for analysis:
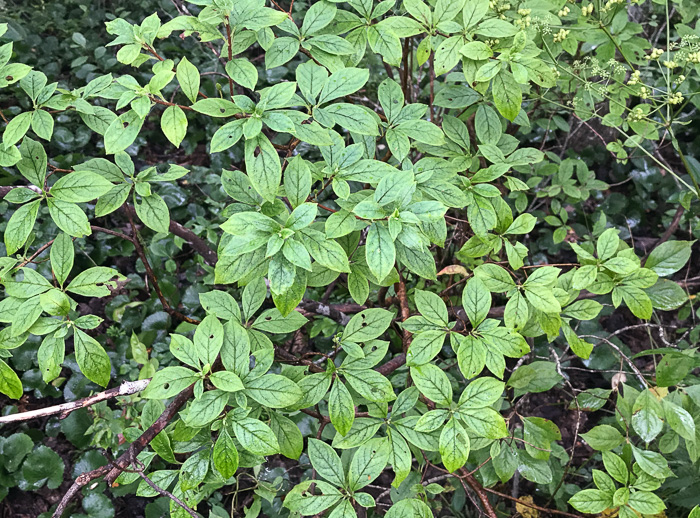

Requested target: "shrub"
[{"left": 1, "top": 0, "right": 699, "bottom": 517}]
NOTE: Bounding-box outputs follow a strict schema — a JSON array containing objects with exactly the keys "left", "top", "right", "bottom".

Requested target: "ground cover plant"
[{"left": 1, "top": 0, "right": 700, "bottom": 516}]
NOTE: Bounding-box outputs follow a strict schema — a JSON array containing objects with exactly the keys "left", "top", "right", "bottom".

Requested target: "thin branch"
[
  {"left": 53, "top": 385, "right": 194, "bottom": 517},
  {"left": 0, "top": 379, "right": 150, "bottom": 424},
  {"left": 136, "top": 469, "right": 199, "bottom": 518}
]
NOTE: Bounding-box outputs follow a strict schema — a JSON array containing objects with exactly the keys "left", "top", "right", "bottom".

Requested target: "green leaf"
[
  {"left": 597, "top": 228, "right": 620, "bottom": 261},
  {"left": 406, "top": 330, "right": 446, "bottom": 366},
  {"left": 458, "top": 377, "right": 504, "bottom": 408},
  {"left": 143, "top": 366, "right": 198, "bottom": 399},
  {"left": 348, "top": 437, "right": 391, "bottom": 490},
  {"left": 66, "top": 266, "right": 123, "bottom": 297},
  {"left": 11, "top": 295, "right": 43, "bottom": 337},
  {"left": 50, "top": 232, "right": 74, "bottom": 286},
  {"left": 474, "top": 263, "right": 515, "bottom": 292},
  {"left": 209, "top": 371, "right": 244, "bottom": 392},
  {"left": 185, "top": 390, "right": 229, "bottom": 425},
  {"left": 213, "top": 428, "right": 239, "bottom": 479},
  {"left": 0, "top": 359, "right": 23, "bottom": 399},
  {"left": 199, "top": 291, "right": 241, "bottom": 321},
  {"left": 4, "top": 199, "right": 40, "bottom": 255},
  {"left": 492, "top": 71, "right": 521, "bottom": 122},
  {"left": 568, "top": 489, "right": 613, "bottom": 514},
  {"left": 343, "top": 369, "right": 395, "bottom": 402},
  {"left": 318, "top": 68, "right": 370, "bottom": 105},
  {"left": 628, "top": 491, "right": 666, "bottom": 515},
  {"left": 51, "top": 171, "right": 114, "bottom": 202},
  {"left": 191, "top": 98, "right": 241, "bottom": 118},
  {"left": 329, "top": 379, "right": 355, "bottom": 436},
  {"left": 233, "top": 417, "right": 279, "bottom": 456},
  {"left": 47, "top": 198, "right": 91, "bottom": 237},
  {"left": 439, "top": 417, "right": 470, "bottom": 472},
  {"left": 366, "top": 223, "right": 395, "bottom": 281},
  {"left": 160, "top": 105, "right": 187, "bottom": 147},
  {"left": 463, "top": 0, "right": 489, "bottom": 27},
  {"left": 3, "top": 111, "right": 32, "bottom": 147},
  {"left": 245, "top": 134, "right": 281, "bottom": 202},
  {"left": 308, "top": 438, "right": 345, "bottom": 486},
  {"left": 299, "top": 228, "right": 350, "bottom": 272},
  {"left": 301, "top": 0, "right": 337, "bottom": 36},
  {"left": 38, "top": 336, "right": 64, "bottom": 383},
  {"left": 95, "top": 183, "right": 131, "bottom": 217},
  {"left": 17, "top": 138, "right": 46, "bottom": 187},
  {"left": 134, "top": 193, "right": 170, "bottom": 234},
  {"left": 194, "top": 315, "right": 224, "bottom": 367},
  {"left": 245, "top": 374, "right": 302, "bottom": 408},
  {"left": 284, "top": 480, "right": 342, "bottom": 515},
  {"left": 31, "top": 109, "right": 54, "bottom": 140},
  {"left": 265, "top": 37, "right": 300, "bottom": 69},
  {"left": 270, "top": 412, "right": 304, "bottom": 459},
  {"left": 504, "top": 213, "right": 536, "bottom": 235},
  {"left": 664, "top": 400, "right": 695, "bottom": 440},
  {"left": 414, "top": 289, "right": 448, "bottom": 327},
  {"left": 323, "top": 103, "right": 379, "bottom": 136},
  {"left": 344, "top": 309, "right": 393, "bottom": 343},
  {"left": 226, "top": 59, "right": 258, "bottom": 90},
  {"left": 581, "top": 425, "right": 624, "bottom": 451},
  {"left": 645, "top": 240, "right": 693, "bottom": 277},
  {"left": 74, "top": 328, "right": 111, "bottom": 387},
  {"left": 524, "top": 284, "right": 561, "bottom": 314},
  {"left": 104, "top": 110, "right": 144, "bottom": 155},
  {"left": 410, "top": 364, "right": 452, "bottom": 405},
  {"left": 602, "top": 451, "right": 629, "bottom": 484},
  {"left": 176, "top": 57, "right": 200, "bottom": 104},
  {"left": 252, "top": 308, "right": 307, "bottom": 333},
  {"left": 284, "top": 156, "right": 312, "bottom": 208},
  {"left": 462, "top": 278, "right": 491, "bottom": 328}
]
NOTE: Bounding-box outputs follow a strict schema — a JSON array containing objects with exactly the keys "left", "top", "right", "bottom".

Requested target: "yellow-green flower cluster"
[
  {"left": 668, "top": 92, "right": 684, "bottom": 105},
  {"left": 628, "top": 106, "right": 645, "bottom": 121},
  {"left": 553, "top": 29, "right": 570, "bottom": 43},
  {"left": 646, "top": 48, "right": 664, "bottom": 60},
  {"left": 581, "top": 3, "right": 594, "bottom": 16},
  {"left": 627, "top": 70, "right": 641, "bottom": 85}
]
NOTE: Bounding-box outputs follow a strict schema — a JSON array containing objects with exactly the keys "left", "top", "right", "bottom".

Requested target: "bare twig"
[{"left": 0, "top": 379, "right": 150, "bottom": 424}]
